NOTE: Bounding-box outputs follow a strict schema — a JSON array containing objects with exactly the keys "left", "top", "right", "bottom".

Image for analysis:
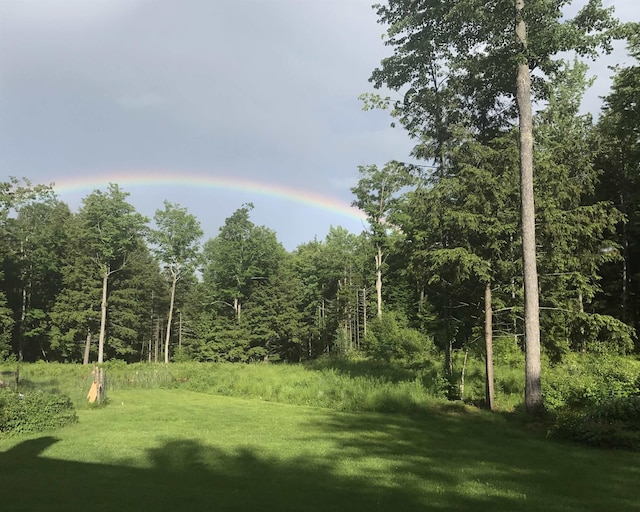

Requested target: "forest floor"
[{"left": 0, "top": 388, "right": 638, "bottom": 511}]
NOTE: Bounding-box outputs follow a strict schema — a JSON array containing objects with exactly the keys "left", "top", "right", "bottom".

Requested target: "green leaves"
[
  {"left": 79, "top": 184, "right": 148, "bottom": 269},
  {"left": 149, "top": 201, "right": 203, "bottom": 277}
]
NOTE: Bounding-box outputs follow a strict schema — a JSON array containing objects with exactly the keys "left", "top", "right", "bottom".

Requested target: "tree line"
[{"left": 1, "top": 2, "right": 638, "bottom": 414}]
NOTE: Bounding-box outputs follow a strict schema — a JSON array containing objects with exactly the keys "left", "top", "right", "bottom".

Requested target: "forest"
[{"left": 1, "top": 3, "right": 639, "bottom": 419}]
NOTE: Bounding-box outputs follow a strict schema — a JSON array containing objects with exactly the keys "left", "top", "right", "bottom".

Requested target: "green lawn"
[{"left": 0, "top": 388, "right": 638, "bottom": 511}]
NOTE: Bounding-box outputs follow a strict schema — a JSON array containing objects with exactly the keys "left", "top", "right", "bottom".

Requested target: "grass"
[
  {"left": 9, "top": 361, "right": 448, "bottom": 413},
  {"left": 1, "top": 387, "right": 639, "bottom": 511}
]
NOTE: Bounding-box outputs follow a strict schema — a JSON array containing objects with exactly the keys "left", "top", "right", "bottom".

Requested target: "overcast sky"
[{"left": 0, "top": 0, "right": 637, "bottom": 250}]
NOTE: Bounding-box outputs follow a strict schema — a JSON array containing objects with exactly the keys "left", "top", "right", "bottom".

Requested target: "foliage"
[
  {"left": 149, "top": 201, "right": 203, "bottom": 363},
  {"left": 549, "top": 395, "right": 640, "bottom": 450},
  {"left": 543, "top": 353, "right": 640, "bottom": 410},
  {"left": 595, "top": 25, "right": 640, "bottom": 333},
  {"left": 362, "top": 310, "right": 436, "bottom": 366},
  {"left": 0, "top": 389, "right": 77, "bottom": 435}
]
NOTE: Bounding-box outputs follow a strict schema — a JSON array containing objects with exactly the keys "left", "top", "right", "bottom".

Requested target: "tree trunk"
[
  {"left": 460, "top": 348, "right": 468, "bottom": 401},
  {"left": 154, "top": 318, "right": 160, "bottom": 363},
  {"left": 516, "top": 0, "right": 543, "bottom": 415},
  {"left": 375, "top": 245, "right": 383, "bottom": 317},
  {"left": 485, "top": 282, "right": 495, "bottom": 411},
  {"left": 178, "top": 310, "right": 182, "bottom": 351},
  {"left": 97, "top": 269, "right": 109, "bottom": 364},
  {"left": 621, "top": 192, "right": 629, "bottom": 323},
  {"left": 164, "top": 274, "right": 177, "bottom": 364},
  {"left": 362, "top": 288, "right": 367, "bottom": 336},
  {"left": 83, "top": 330, "right": 91, "bottom": 365}
]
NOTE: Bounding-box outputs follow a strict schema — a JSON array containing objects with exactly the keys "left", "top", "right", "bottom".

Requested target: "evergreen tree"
[
  {"left": 365, "top": 0, "right": 619, "bottom": 413},
  {"left": 595, "top": 24, "right": 640, "bottom": 335}
]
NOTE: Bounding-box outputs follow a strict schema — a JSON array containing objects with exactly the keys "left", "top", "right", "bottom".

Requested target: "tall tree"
[
  {"left": 401, "top": 131, "right": 520, "bottom": 401},
  {"left": 200, "top": 204, "right": 287, "bottom": 360},
  {"left": 367, "top": 0, "right": 618, "bottom": 414},
  {"left": 149, "top": 201, "right": 203, "bottom": 363},
  {"left": 0, "top": 178, "right": 57, "bottom": 360},
  {"left": 534, "top": 60, "right": 628, "bottom": 357},
  {"left": 596, "top": 24, "right": 640, "bottom": 332},
  {"left": 351, "top": 161, "right": 411, "bottom": 318},
  {"left": 78, "top": 185, "right": 147, "bottom": 363},
  {"left": 8, "top": 200, "right": 72, "bottom": 360}
]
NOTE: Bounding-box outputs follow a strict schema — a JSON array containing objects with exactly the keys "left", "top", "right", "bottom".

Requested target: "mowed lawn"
[{"left": 0, "top": 389, "right": 638, "bottom": 511}]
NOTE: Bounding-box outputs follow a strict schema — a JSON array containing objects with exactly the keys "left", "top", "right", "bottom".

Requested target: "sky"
[{"left": 0, "top": 0, "right": 637, "bottom": 251}]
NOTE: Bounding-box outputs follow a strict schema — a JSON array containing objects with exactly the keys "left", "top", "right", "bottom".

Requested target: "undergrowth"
[{"left": 0, "top": 389, "right": 78, "bottom": 435}]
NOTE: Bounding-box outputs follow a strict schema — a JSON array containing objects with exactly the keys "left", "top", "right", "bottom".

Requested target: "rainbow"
[{"left": 42, "top": 171, "right": 368, "bottom": 221}]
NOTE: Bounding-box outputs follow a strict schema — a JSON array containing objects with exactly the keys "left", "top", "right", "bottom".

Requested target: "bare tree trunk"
[
  {"left": 97, "top": 269, "right": 109, "bottom": 364},
  {"left": 375, "top": 245, "right": 383, "bottom": 317},
  {"left": 516, "top": 0, "right": 543, "bottom": 415},
  {"left": 154, "top": 318, "right": 160, "bottom": 363},
  {"left": 362, "top": 288, "right": 367, "bottom": 336},
  {"left": 460, "top": 348, "right": 468, "bottom": 400},
  {"left": 621, "top": 193, "right": 629, "bottom": 323},
  {"left": 233, "top": 297, "right": 241, "bottom": 322},
  {"left": 164, "top": 274, "right": 177, "bottom": 364},
  {"left": 485, "top": 282, "right": 495, "bottom": 411},
  {"left": 83, "top": 330, "right": 91, "bottom": 365},
  {"left": 178, "top": 311, "right": 182, "bottom": 351}
]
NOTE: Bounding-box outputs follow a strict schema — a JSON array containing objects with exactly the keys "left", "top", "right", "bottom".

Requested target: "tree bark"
[
  {"left": 516, "top": 0, "right": 543, "bottom": 415},
  {"left": 83, "top": 330, "right": 91, "bottom": 365},
  {"left": 485, "top": 282, "right": 495, "bottom": 411},
  {"left": 164, "top": 273, "right": 177, "bottom": 364},
  {"left": 97, "top": 269, "right": 109, "bottom": 364},
  {"left": 375, "top": 245, "right": 383, "bottom": 317}
]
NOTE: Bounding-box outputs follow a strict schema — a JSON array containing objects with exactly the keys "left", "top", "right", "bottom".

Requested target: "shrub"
[
  {"left": 549, "top": 396, "right": 640, "bottom": 450},
  {"left": 543, "top": 354, "right": 640, "bottom": 411},
  {"left": 0, "top": 389, "right": 78, "bottom": 435},
  {"left": 362, "top": 311, "right": 436, "bottom": 366}
]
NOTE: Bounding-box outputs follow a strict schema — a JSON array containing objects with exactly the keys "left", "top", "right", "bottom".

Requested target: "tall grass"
[{"left": 7, "top": 361, "right": 453, "bottom": 415}]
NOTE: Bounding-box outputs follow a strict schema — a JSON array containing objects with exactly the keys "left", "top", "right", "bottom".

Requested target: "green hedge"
[{"left": 0, "top": 389, "right": 78, "bottom": 435}]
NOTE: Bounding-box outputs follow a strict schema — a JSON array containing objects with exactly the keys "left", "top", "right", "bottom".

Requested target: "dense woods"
[{"left": 1, "top": 3, "right": 639, "bottom": 419}]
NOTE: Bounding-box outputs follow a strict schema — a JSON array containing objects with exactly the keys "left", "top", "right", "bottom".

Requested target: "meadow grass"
[
  {"left": 0, "top": 388, "right": 638, "bottom": 511},
  {"left": 9, "top": 361, "right": 449, "bottom": 414}
]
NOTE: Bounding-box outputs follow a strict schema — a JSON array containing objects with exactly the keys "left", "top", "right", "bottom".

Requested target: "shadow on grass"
[
  {"left": 299, "top": 409, "right": 640, "bottom": 512},
  {"left": 1, "top": 410, "right": 639, "bottom": 511},
  {"left": 0, "top": 435, "right": 431, "bottom": 512}
]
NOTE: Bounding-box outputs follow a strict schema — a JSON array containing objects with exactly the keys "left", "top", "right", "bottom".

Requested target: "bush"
[
  {"left": 549, "top": 396, "right": 640, "bottom": 450},
  {"left": 362, "top": 311, "right": 436, "bottom": 366},
  {"left": 543, "top": 354, "right": 640, "bottom": 411},
  {"left": 0, "top": 389, "right": 78, "bottom": 435}
]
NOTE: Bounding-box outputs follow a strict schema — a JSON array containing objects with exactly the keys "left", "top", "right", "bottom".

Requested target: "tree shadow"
[
  {"left": 298, "top": 409, "right": 640, "bottom": 512},
  {"left": 0, "top": 435, "right": 423, "bottom": 511},
  {"left": 1, "top": 410, "right": 639, "bottom": 511}
]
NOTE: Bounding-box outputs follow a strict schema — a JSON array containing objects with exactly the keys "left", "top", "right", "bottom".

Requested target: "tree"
[
  {"left": 243, "top": 256, "right": 308, "bottom": 362},
  {"left": 200, "top": 204, "right": 287, "bottom": 360},
  {"left": 534, "top": 60, "right": 628, "bottom": 358},
  {"left": 401, "top": 131, "right": 520, "bottom": 402},
  {"left": 367, "top": 0, "right": 618, "bottom": 414},
  {"left": 77, "top": 185, "right": 148, "bottom": 363},
  {"left": 596, "top": 24, "right": 640, "bottom": 332},
  {"left": 351, "top": 161, "right": 412, "bottom": 318},
  {"left": 0, "top": 178, "right": 57, "bottom": 360},
  {"left": 149, "top": 201, "right": 203, "bottom": 363},
  {"left": 7, "top": 200, "right": 72, "bottom": 360}
]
